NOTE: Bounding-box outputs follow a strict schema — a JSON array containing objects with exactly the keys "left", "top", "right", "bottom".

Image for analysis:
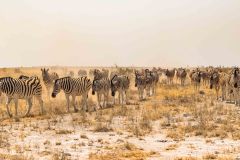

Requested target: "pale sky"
[{"left": 0, "top": 0, "right": 240, "bottom": 67}]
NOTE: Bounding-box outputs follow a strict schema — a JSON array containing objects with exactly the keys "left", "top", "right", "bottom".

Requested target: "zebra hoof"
[{"left": 74, "top": 109, "right": 79, "bottom": 113}]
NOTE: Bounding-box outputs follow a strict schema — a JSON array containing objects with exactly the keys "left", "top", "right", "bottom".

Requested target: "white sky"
[{"left": 0, "top": 0, "right": 240, "bottom": 67}]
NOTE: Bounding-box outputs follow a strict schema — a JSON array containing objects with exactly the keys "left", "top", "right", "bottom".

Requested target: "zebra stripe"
[{"left": 52, "top": 76, "right": 92, "bottom": 112}]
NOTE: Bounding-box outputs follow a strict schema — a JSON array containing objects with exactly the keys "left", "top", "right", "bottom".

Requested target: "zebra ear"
[{"left": 46, "top": 68, "right": 49, "bottom": 72}]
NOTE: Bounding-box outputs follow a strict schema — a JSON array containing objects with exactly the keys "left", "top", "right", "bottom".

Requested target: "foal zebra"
[
  {"left": 0, "top": 76, "right": 44, "bottom": 118},
  {"left": 92, "top": 78, "right": 110, "bottom": 108},
  {"left": 41, "top": 68, "right": 59, "bottom": 99},
  {"left": 51, "top": 76, "right": 92, "bottom": 112},
  {"left": 111, "top": 75, "right": 130, "bottom": 106}
]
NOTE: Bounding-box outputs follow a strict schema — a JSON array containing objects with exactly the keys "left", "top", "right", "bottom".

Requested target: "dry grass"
[{"left": 89, "top": 142, "right": 156, "bottom": 160}]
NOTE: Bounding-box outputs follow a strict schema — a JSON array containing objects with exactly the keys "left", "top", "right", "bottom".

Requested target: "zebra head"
[
  {"left": 229, "top": 67, "right": 240, "bottom": 88},
  {"left": 41, "top": 68, "right": 50, "bottom": 81},
  {"left": 111, "top": 75, "right": 119, "bottom": 96},
  {"left": 92, "top": 80, "right": 101, "bottom": 95},
  {"left": 135, "top": 71, "right": 141, "bottom": 87},
  {"left": 52, "top": 79, "right": 61, "bottom": 98}
]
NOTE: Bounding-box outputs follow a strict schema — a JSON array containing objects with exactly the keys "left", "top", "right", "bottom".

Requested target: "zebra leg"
[
  {"left": 97, "top": 93, "right": 102, "bottom": 108},
  {"left": 65, "top": 95, "right": 70, "bottom": 112},
  {"left": 6, "top": 97, "right": 13, "bottom": 118},
  {"left": 106, "top": 91, "right": 109, "bottom": 107},
  {"left": 99, "top": 93, "right": 103, "bottom": 108},
  {"left": 72, "top": 96, "right": 78, "bottom": 112},
  {"left": 118, "top": 92, "right": 121, "bottom": 104},
  {"left": 121, "top": 91, "right": 124, "bottom": 107},
  {"left": 138, "top": 88, "right": 141, "bottom": 100},
  {"left": 47, "top": 88, "right": 50, "bottom": 101},
  {"left": 83, "top": 94, "right": 88, "bottom": 112},
  {"left": 36, "top": 96, "right": 44, "bottom": 115},
  {"left": 14, "top": 98, "right": 18, "bottom": 117},
  {"left": 125, "top": 90, "right": 129, "bottom": 105},
  {"left": 103, "top": 93, "right": 107, "bottom": 108},
  {"left": 24, "top": 98, "right": 33, "bottom": 117}
]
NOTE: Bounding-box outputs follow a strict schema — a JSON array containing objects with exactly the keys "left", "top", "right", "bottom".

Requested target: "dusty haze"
[{"left": 0, "top": 0, "right": 239, "bottom": 67}]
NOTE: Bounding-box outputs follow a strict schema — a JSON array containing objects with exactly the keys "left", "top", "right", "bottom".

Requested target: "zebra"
[
  {"left": 190, "top": 70, "right": 201, "bottom": 92},
  {"left": 78, "top": 69, "right": 87, "bottom": 77},
  {"left": 200, "top": 71, "right": 210, "bottom": 87},
  {"left": 111, "top": 75, "right": 130, "bottom": 106},
  {"left": 176, "top": 68, "right": 187, "bottom": 86},
  {"left": 144, "top": 69, "right": 155, "bottom": 96},
  {"left": 92, "top": 78, "right": 110, "bottom": 108},
  {"left": 135, "top": 71, "right": 146, "bottom": 101},
  {"left": 165, "top": 69, "right": 175, "bottom": 85},
  {"left": 229, "top": 67, "right": 240, "bottom": 105},
  {"left": 209, "top": 71, "right": 220, "bottom": 100},
  {"left": 0, "top": 76, "right": 44, "bottom": 118},
  {"left": 41, "top": 68, "right": 59, "bottom": 99},
  {"left": 51, "top": 76, "right": 92, "bottom": 112}
]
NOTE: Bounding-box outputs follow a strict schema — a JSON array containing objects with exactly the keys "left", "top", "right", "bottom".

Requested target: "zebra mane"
[
  {"left": 19, "top": 75, "right": 29, "bottom": 79},
  {"left": 0, "top": 77, "right": 13, "bottom": 81}
]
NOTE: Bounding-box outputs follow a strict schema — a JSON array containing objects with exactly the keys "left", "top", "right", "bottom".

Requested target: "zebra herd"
[{"left": 0, "top": 66, "right": 240, "bottom": 119}]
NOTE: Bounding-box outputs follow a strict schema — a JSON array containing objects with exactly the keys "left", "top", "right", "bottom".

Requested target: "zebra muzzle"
[
  {"left": 210, "top": 84, "right": 213, "bottom": 89},
  {"left": 111, "top": 91, "right": 115, "bottom": 97},
  {"left": 51, "top": 93, "right": 56, "bottom": 98},
  {"left": 234, "top": 83, "right": 238, "bottom": 88},
  {"left": 92, "top": 90, "right": 95, "bottom": 95}
]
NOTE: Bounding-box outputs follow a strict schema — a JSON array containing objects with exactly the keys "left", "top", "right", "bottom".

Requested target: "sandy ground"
[{"left": 0, "top": 103, "right": 239, "bottom": 160}]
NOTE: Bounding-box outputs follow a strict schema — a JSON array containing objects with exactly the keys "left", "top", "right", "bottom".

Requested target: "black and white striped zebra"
[
  {"left": 111, "top": 75, "right": 130, "bottom": 106},
  {"left": 145, "top": 69, "right": 155, "bottom": 96},
  {"left": 135, "top": 71, "right": 146, "bottom": 101},
  {"left": 41, "top": 68, "right": 59, "bottom": 99},
  {"left": 0, "top": 76, "right": 44, "bottom": 118},
  {"left": 51, "top": 76, "right": 92, "bottom": 112},
  {"left": 92, "top": 78, "right": 110, "bottom": 108}
]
